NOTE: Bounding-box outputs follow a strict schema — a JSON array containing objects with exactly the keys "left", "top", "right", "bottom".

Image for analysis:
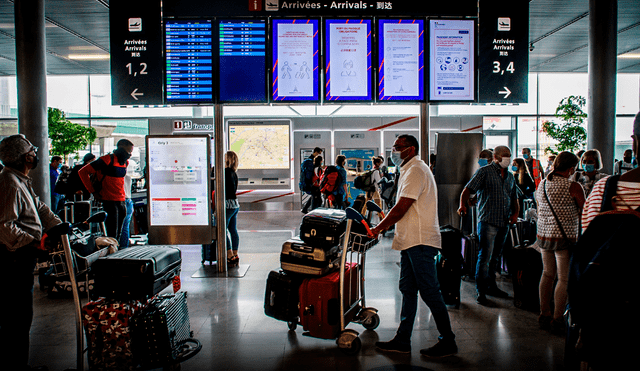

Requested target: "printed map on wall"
[{"left": 229, "top": 124, "right": 290, "bottom": 169}]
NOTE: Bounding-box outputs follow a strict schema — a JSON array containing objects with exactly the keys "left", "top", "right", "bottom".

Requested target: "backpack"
[
  {"left": 566, "top": 175, "right": 640, "bottom": 367},
  {"left": 353, "top": 169, "right": 375, "bottom": 191},
  {"left": 319, "top": 166, "right": 342, "bottom": 195},
  {"left": 299, "top": 157, "right": 315, "bottom": 193}
]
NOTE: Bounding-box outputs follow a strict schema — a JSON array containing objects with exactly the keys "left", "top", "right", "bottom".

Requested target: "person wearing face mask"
[
  {"left": 79, "top": 139, "right": 134, "bottom": 240},
  {"left": 0, "top": 134, "right": 62, "bottom": 371},
  {"left": 477, "top": 149, "right": 493, "bottom": 168},
  {"left": 522, "top": 147, "right": 545, "bottom": 189},
  {"left": 613, "top": 149, "right": 634, "bottom": 176},
  {"left": 49, "top": 156, "right": 64, "bottom": 213},
  {"left": 458, "top": 145, "right": 519, "bottom": 305},
  {"left": 570, "top": 149, "right": 608, "bottom": 197},
  {"left": 371, "top": 135, "right": 457, "bottom": 358}
]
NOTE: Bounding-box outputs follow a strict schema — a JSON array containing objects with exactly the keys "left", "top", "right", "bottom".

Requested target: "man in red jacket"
[{"left": 79, "top": 139, "right": 134, "bottom": 240}]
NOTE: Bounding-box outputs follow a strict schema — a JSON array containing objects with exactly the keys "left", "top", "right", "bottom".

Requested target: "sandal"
[{"left": 227, "top": 255, "right": 239, "bottom": 267}]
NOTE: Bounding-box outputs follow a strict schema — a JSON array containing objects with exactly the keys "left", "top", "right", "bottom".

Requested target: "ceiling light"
[
  {"left": 68, "top": 54, "right": 110, "bottom": 60},
  {"left": 618, "top": 53, "right": 640, "bottom": 59}
]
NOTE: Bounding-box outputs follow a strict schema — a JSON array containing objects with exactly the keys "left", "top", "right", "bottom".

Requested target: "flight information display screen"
[
  {"left": 165, "top": 19, "right": 214, "bottom": 103},
  {"left": 218, "top": 19, "right": 267, "bottom": 103},
  {"left": 325, "top": 19, "right": 373, "bottom": 102},
  {"left": 271, "top": 19, "right": 320, "bottom": 102},
  {"left": 378, "top": 19, "right": 425, "bottom": 101}
]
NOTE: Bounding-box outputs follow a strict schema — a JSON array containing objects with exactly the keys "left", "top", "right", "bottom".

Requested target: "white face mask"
[{"left": 498, "top": 156, "right": 511, "bottom": 169}]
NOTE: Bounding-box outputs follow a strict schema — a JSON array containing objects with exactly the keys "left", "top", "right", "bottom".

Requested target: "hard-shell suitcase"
[
  {"left": 461, "top": 233, "right": 479, "bottom": 279},
  {"left": 280, "top": 237, "right": 341, "bottom": 276},
  {"left": 300, "top": 208, "right": 347, "bottom": 247},
  {"left": 437, "top": 225, "right": 464, "bottom": 308},
  {"left": 132, "top": 291, "right": 192, "bottom": 368},
  {"left": 264, "top": 270, "right": 303, "bottom": 322},
  {"left": 92, "top": 245, "right": 181, "bottom": 300},
  {"left": 507, "top": 229, "right": 542, "bottom": 311},
  {"left": 298, "top": 263, "right": 359, "bottom": 339}
]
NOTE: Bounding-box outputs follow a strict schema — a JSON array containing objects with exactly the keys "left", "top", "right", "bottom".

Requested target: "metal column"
[
  {"left": 14, "top": 0, "right": 49, "bottom": 205},
  {"left": 587, "top": 0, "right": 617, "bottom": 174},
  {"left": 420, "top": 103, "right": 430, "bottom": 162},
  {"left": 214, "top": 104, "right": 227, "bottom": 273}
]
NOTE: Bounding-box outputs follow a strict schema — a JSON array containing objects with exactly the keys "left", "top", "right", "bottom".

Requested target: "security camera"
[{"left": 529, "top": 44, "right": 535, "bottom": 52}]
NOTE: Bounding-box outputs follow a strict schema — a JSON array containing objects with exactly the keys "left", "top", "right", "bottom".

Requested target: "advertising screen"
[
  {"left": 218, "top": 19, "right": 267, "bottom": 103},
  {"left": 378, "top": 19, "right": 425, "bottom": 101},
  {"left": 165, "top": 19, "right": 214, "bottom": 103},
  {"left": 272, "top": 19, "right": 320, "bottom": 102},
  {"left": 147, "top": 136, "right": 210, "bottom": 226},
  {"left": 325, "top": 19, "right": 372, "bottom": 102},
  {"left": 429, "top": 19, "right": 476, "bottom": 101},
  {"left": 228, "top": 124, "right": 290, "bottom": 169}
]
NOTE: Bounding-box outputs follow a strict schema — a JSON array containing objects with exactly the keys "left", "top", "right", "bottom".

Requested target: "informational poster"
[
  {"left": 325, "top": 19, "right": 372, "bottom": 101},
  {"left": 147, "top": 136, "right": 210, "bottom": 226},
  {"left": 272, "top": 19, "right": 320, "bottom": 102},
  {"left": 429, "top": 19, "right": 475, "bottom": 101},
  {"left": 378, "top": 19, "right": 424, "bottom": 101}
]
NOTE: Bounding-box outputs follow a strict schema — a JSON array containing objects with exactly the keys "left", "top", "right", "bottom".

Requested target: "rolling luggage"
[
  {"left": 507, "top": 229, "right": 542, "bottom": 311},
  {"left": 298, "top": 263, "right": 359, "bottom": 339},
  {"left": 437, "top": 225, "right": 464, "bottom": 308},
  {"left": 133, "top": 291, "right": 192, "bottom": 368},
  {"left": 92, "top": 245, "right": 181, "bottom": 300},
  {"left": 300, "top": 208, "right": 347, "bottom": 247},
  {"left": 264, "top": 270, "right": 303, "bottom": 323},
  {"left": 280, "top": 237, "right": 341, "bottom": 276}
]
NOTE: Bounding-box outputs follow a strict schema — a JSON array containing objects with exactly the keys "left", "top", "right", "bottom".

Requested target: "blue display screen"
[
  {"left": 218, "top": 20, "right": 267, "bottom": 103},
  {"left": 165, "top": 19, "right": 214, "bottom": 103}
]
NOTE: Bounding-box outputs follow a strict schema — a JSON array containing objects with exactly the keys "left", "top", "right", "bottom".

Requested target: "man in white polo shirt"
[{"left": 370, "top": 134, "right": 457, "bottom": 358}]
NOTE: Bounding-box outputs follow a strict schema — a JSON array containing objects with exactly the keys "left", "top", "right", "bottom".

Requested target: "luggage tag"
[{"left": 172, "top": 275, "right": 181, "bottom": 293}]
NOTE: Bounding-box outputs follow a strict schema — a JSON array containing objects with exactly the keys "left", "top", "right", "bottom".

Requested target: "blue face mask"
[
  {"left": 584, "top": 164, "right": 596, "bottom": 173},
  {"left": 523, "top": 154, "right": 530, "bottom": 160},
  {"left": 511, "top": 165, "right": 518, "bottom": 172},
  {"left": 390, "top": 149, "right": 403, "bottom": 167},
  {"left": 633, "top": 157, "right": 638, "bottom": 168},
  {"left": 478, "top": 158, "right": 488, "bottom": 167}
]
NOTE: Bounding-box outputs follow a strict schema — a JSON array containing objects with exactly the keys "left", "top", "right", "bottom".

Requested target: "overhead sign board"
[
  {"left": 478, "top": 0, "right": 529, "bottom": 103},
  {"left": 110, "top": 2, "right": 164, "bottom": 105}
]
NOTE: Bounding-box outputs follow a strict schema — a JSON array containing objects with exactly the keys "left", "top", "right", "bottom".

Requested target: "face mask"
[
  {"left": 390, "top": 149, "right": 403, "bottom": 167},
  {"left": 584, "top": 164, "right": 596, "bottom": 173},
  {"left": 523, "top": 154, "right": 530, "bottom": 160},
  {"left": 498, "top": 156, "right": 511, "bottom": 169},
  {"left": 478, "top": 158, "right": 488, "bottom": 167},
  {"left": 633, "top": 157, "right": 638, "bottom": 168},
  {"left": 115, "top": 148, "right": 132, "bottom": 163},
  {"left": 27, "top": 154, "right": 39, "bottom": 169},
  {"left": 511, "top": 165, "right": 518, "bottom": 172},
  {"left": 58, "top": 163, "right": 63, "bottom": 170}
]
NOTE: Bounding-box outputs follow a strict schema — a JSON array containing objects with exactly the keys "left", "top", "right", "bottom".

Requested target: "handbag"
[{"left": 542, "top": 178, "right": 577, "bottom": 249}]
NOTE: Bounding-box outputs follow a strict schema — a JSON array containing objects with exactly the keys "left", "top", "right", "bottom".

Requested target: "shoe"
[
  {"left": 375, "top": 338, "right": 411, "bottom": 354},
  {"left": 227, "top": 255, "right": 239, "bottom": 267},
  {"left": 538, "top": 315, "right": 552, "bottom": 330},
  {"left": 476, "top": 293, "right": 488, "bottom": 305},
  {"left": 550, "top": 317, "right": 566, "bottom": 336},
  {"left": 486, "top": 286, "right": 510, "bottom": 298},
  {"left": 420, "top": 339, "right": 458, "bottom": 358}
]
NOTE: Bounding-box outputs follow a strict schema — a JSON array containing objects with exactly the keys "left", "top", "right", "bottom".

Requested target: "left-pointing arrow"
[
  {"left": 499, "top": 87, "right": 511, "bottom": 99},
  {"left": 131, "top": 88, "right": 144, "bottom": 100}
]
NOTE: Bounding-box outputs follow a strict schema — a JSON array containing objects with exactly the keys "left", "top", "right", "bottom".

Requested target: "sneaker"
[
  {"left": 538, "top": 315, "right": 552, "bottom": 330},
  {"left": 476, "top": 292, "right": 488, "bottom": 305},
  {"left": 420, "top": 339, "right": 458, "bottom": 358},
  {"left": 375, "top": 338, "right": 411, "bottom": 354},
  {"left": 486, "top": 286, "right": 510, "bottom": 298}
]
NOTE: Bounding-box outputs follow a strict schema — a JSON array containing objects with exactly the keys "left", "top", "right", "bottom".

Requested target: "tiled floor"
[{"left": 30, "top": 210, "right": 566, "bottom": 370}]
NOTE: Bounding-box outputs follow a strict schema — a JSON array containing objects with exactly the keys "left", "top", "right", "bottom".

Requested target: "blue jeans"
[
  {"left": 476, "top": 221, "right": 509, "bottom": 294},
  {"left": 226, "top": 207, "right": 239, "bottom": 252},
  {"left": 396, "top": 245, "right": 455, "bottom": 345},
  {"left": 119, "top": 198, "right": 134, "bottom": 248}
]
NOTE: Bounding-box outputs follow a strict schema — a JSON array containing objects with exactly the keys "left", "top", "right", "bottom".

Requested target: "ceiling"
[{"left": 0, "top": 0, "right": 638, "bottom": 76}]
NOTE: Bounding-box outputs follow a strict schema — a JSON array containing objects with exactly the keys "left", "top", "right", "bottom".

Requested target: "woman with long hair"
[{"left": 224, "top": 151, "right": 241, "bottom": 267}]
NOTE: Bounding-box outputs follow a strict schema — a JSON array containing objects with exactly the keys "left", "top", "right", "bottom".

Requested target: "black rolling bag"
[
  {"left": 133, "top": 291, "right": 192, "bottom": 368},
  {"left": 437, "top": 225, "right": 464, "bottom": 308},
  {"left": 300, "top": 208, "right": 347, "bottom": 247},
  {"left": 507, "top": 229, "right": 543, "bottom": 311},
  {"left": 264, "top": 270, "right": 303, "bottom": 323},
  {"left": 92, "top": 245, "right": 181, "bottom": 300},
  {"left": 280, "top": 237, "right": 341, "bottom": 276}
]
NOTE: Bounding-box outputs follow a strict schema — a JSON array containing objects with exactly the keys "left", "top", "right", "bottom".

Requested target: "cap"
[
  {"left": 0, "top": 134, "right": 33, "bottom": 166},
  {"left": 83, "top": 153, "right": 96, "bottom": 163}
]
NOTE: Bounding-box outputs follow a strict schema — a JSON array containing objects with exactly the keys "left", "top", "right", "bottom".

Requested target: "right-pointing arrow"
[{"left": 499, "top": 87, "right": 511, "bottom": 99}]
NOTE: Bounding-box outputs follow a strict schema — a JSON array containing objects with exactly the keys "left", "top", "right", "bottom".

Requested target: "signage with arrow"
[{"left": 478, "top": 0, "right": 529, "bottom": 104}]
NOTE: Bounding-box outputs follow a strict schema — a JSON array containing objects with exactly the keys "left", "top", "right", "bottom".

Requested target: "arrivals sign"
[{"left": 478, "top": 0, "right": 529, "bottom": 103}]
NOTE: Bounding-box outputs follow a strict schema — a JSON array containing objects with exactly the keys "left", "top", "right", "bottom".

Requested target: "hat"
[{"left": 0, "top": 134, "right": 32, "bottom": 166}]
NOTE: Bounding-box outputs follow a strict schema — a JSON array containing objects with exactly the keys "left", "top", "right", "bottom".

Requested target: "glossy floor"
[{"left": 30, "top": 210, "right": 566, "bottom": 371}]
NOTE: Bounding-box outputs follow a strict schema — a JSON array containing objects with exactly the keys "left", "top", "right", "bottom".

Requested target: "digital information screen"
[
  {"left": 165, "top": 19, "right": 214, "bottom": 103},
  {"left": 228, "top": 124, "right": 290, "bottom": 169},
  {"left": 429, "top": 19, "right": 475, "bottom": 101},
  {"left": 218, "top": 19, "right": 267, "bottom": 103},
  {"left": 378, "top": 19, "right": 424, "bottom": 101},
  {"left": 148, "top": 136, "right": 210, "bottom": 226},
  {"left": 325, "top": 19, "right": 372, "bottom": 101},
  {"left": 272, "top": 19, "right": 320, "bottom": 102}
]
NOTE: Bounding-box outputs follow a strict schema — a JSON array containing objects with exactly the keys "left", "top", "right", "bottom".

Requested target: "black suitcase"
[
  {"left": 264, "top": 270, "right": 303, "bottom": 323},
  {"left": 437, "top": 225, "right": 464, "bottom": 308},
  {"left": 507, "top": 229, "right": 543, "bottom": 311},
  {"left": 92, "top": 245, "right": 181, "bottom": 300},
  {"left": 280, "top": 237, "right": 340, "bottom": 276},
  {"left": 133, "top": 291, "right": 192, "bottom": 368},
  {"left": 300, "top": 208, "right": 347, "bottom": 247}
]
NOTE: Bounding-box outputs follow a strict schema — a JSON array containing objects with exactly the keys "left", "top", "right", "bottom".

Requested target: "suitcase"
[
  {"left": 133, "top": 291, "right": 192, "bottom": 368},
  {"left": 298, "top": 263, "right": 360, "bottom": 339},
  {"left": 264, "top": 270, "right": 303, "bottom": 322},
  {"left": 280, "top": 237, "right": 341, "bottom": 276},
  {"left": 82, "top": 297, "right": 147, "bottom": 371},
  {"left": 461, "top": 233, "right": 479, "bottom": 279},
  {"left": 437, "top": 225, "right": 464, "bottom": 308},
  {"left": 507, "top": 230, "right": 543, "bottom": 311},
  {"left": 300, "top": 208, "right": 347, "bottom": 247},
  {"left": 61, "top": 200, "right": 92, "bottom": 223},
  {"left": 92, "top": 245, "right": 181, "bottom": 300}
]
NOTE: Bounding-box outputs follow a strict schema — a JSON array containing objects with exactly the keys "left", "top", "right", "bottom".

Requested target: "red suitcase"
[{"left": 298, "top": 263, "right": 360, "bottom": 339}]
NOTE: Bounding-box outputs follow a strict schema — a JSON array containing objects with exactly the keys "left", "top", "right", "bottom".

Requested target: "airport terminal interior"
[{"left": 1, "top": 0, "right": 640, "bottom": 370}]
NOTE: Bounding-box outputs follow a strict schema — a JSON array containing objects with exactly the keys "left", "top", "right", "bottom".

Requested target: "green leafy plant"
[
  {"left": 48, "top": 107, "right": 97, "bottom": 162},
  {"left": 541, "top": 95, "right": 587, "bottom": 155}
]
